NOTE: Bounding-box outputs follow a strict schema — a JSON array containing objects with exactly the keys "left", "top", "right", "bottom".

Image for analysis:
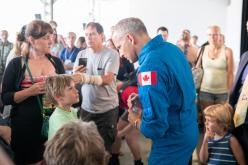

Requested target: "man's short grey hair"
[
  {"left": 207, "top": 25, "right": 221, "bottom": 34},
  {"left": 112, "top": 17, "right": 148, "bottom": 39}
]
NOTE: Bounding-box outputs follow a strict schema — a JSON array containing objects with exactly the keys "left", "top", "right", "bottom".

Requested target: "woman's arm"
[
  {"left": 13, "top": 81, "right": 45, "bottom": 103},
  {"left": 2, "top": 57, "right": 47, "bottom": 104},
  {"left": 225, "top": 47, "right": 234, "bottom": 92},
  {"left": 2, "top": 58, "right": 22, "bottom": 105},
  {"left": 230, "top": 136, "right": 246, "bottom": 165}
]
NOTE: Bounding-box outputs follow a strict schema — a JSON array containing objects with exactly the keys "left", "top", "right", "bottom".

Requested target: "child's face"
[
  {"left": 60, "top": 81, "right": 79, "bottom": 106},
  {"left": 205, "top": 116, "right": 223, "bottom": 135}
]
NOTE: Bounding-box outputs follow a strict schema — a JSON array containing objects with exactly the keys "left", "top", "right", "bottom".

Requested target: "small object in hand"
[
  {"left": 79, "top": 58, "right": 87, "bottom": 66},
  {"left": 131, "top": 94, "right": 142, "bottom": 113}
]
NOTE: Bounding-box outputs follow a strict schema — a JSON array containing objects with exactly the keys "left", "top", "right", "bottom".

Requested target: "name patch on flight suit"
[{"left": 138, "top": 71, "right": 157, "bottom": 86}]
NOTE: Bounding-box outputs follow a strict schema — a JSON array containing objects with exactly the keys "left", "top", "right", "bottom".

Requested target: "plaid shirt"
[{"left": 0, "top": 40, "right": 13, "bottom": 75}]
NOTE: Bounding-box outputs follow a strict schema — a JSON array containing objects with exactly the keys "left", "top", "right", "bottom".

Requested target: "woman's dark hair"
[
  {"left": 25, "top": 20, "right": 53, "bottom": 39},
  {"left": 22, "top": 20, "right": 53, "bottom": 56}
]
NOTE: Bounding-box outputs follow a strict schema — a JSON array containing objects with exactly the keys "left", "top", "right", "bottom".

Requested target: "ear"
[
  {"left": 126, "top": 34, "right": 135, "bottom": 45},
  {"left": 28, "top": 36, "right": 35, "bottom": 45},
  {"left": 54, "top": 95, "right": 63, "bottom": 103},
  {"left": 100, "top": 33, "right": 105, "bottom": 41}
]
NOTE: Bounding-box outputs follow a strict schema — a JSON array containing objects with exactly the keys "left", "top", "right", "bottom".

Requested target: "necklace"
[{"left": 208, "top": 47, "right": 221, "bottom": 60}]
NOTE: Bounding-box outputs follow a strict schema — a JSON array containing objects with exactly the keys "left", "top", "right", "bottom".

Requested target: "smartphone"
[{"left": 79, "top": 58, "right": 87, "bottom": 66}]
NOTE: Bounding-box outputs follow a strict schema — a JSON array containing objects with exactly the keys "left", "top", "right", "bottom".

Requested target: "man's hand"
[
  {"left": 127, "top": 93, "right": 142, "bottom": 125},
  {"left": 74, "top": 65, "right": 87, "bottom": 73},
  {"left": 71, "top": 73, "right": 82, "bottom": 84},
  {"left": 127, "top": 93, "right": 138, "bottom": 110}
]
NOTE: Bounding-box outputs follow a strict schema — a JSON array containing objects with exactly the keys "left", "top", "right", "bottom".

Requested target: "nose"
[
  {"left": 73, "top": 87, "right": 78, "bottom": 93},
  {"left": 120, "top": 53, "right": 125, "bottom": 58},
  {"left": 118, "top": 50, "right": 125, "bottom": 58},
  {"left": 48, "top": 38, "right": 52, "bottom": 46}
]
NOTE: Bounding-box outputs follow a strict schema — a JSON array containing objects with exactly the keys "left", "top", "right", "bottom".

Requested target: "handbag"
[
  {"left": 23, "top": 57, "right": 50, "bottom": 139},
  {"left": 192, "top": 45, "right": 206, "bottom": 91}
]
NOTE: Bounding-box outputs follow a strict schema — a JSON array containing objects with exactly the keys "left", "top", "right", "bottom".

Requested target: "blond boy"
[{"left": 45, "top": 75, "right": 79, "bottom": 139}]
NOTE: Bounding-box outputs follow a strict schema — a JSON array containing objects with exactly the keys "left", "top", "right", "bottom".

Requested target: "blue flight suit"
[{"left": 138, "top": 35, "right": 199, "bottom": 165}]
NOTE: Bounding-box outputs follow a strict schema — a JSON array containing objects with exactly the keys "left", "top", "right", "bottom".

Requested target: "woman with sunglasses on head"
[{"left": 1, "top": 20, "right": 65, "bottom": 165}]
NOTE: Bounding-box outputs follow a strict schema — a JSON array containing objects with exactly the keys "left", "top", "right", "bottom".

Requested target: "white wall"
[
  {"left": 127, "top": 0, "right": 228, "bottom": 45},
  {"left": 0, "top": 0, "right": 243, "bottom": 60},
  {"left": 0, "top": 0, "right": 43, "bottom": 41},
  {"left": 225, "top": 0, "right": 243, "bottom": 64},
  {"left": 95, "top": 0, "right": 130, "bottom": 39},
  {"left": 51, "top": 0, "right": 230, "bottom": 44},
  {"left": 95, "top": 0, "right": 242, "bottom": 65},
  {"left": 53, "top": 0, "right": 131, "bottom": 39},
  {"left": 53, "top": 0, "right": 89, "bottom": 37}
]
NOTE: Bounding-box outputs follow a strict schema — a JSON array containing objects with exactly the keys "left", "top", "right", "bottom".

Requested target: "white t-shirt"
[{"left": 74, "top": 47, "right": 120, "bottom": 113}]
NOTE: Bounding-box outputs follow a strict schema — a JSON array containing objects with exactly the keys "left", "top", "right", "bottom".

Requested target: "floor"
[
  {"left": 119, "top": 134, "right": 150, "bottom": 165},
  {"left": 119, "top": 131, "right": 203, "bottom": 165}
]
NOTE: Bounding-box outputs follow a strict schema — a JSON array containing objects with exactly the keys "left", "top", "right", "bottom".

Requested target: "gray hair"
[
  {"left": 207, "top": 25, "right": 221, "bottom": 34},
  {"left": 112, "top": 17, "right": 148, "bottom": 40}
]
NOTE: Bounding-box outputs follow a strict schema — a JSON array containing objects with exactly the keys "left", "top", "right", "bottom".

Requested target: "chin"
[
  {"left": 128, "top": 59, "right": 134, "bottom": 63},
  {"left": 75, "top": 97, "right": 80, "bottom": 102},
  {"left": 130, "top": 57, "right": 138, "bottom": 64}
]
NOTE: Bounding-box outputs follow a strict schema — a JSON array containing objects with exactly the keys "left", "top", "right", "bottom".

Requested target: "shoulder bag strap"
[
  {"left": 195, "top": 46, "right": 206, "bottom": 68},
  {"left": 22, "top": 57, "right": 43, "bottom": 112}
]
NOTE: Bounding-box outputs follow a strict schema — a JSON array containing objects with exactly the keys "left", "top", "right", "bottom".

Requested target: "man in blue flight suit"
[{"left": 112, "top": 17, "right": 199, "bottom": 165}]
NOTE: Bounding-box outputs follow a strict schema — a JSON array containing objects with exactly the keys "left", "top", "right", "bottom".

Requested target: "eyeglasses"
[{"left": 208, "top": 33, "right": 220, "bottom": 37}]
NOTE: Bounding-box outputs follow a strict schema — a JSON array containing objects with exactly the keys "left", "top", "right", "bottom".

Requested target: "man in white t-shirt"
[{"left": 73, "top": 22, "right": 120, "bottom": 156}]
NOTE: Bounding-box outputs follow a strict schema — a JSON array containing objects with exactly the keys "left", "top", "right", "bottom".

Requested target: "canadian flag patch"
[{"left": 138, "top": 71, "right": 157, "bottom": 86}]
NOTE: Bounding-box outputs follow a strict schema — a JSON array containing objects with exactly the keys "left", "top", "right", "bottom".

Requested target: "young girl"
[{"left": 199, "top": 104, "right": 246, "bottom": 165}]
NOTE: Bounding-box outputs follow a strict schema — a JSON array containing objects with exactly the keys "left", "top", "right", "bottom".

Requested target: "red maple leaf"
[{"left": 143, "top": 75, "right": 150, "bottom": 81}]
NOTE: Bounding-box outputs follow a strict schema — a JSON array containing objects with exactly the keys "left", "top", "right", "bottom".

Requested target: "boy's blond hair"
[
  {"left": 44, "top": 120, "right": 106, "bottom": 165},
  {"left": 204, "top": 103, "right": 234, "bottom": 131},
  {"left": 45, "top": 75, "right": 73, "bottom": 105}
]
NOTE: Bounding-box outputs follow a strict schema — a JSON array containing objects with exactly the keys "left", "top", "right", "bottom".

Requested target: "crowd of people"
[{"left": 0, "top": 17, "right": 247, "bottom": 165}]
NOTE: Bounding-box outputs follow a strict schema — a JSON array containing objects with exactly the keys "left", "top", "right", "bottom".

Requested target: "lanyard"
[{"left": 65, "top": 47, "right": 76, "bottom": 60}]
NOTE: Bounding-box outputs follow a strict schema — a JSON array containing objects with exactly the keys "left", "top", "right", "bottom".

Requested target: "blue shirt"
[
  {"left": 208, "top": 133, "right": 237, "bottom": 165},
  {"left": 59, "top": 47, "right": 80, "bottom": 63},
  {"left": 241, "top": 64, "right": 248, "bottom": 85},
  {"left": 137, "top": 35, "right": 198, "bottom": 164}
]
